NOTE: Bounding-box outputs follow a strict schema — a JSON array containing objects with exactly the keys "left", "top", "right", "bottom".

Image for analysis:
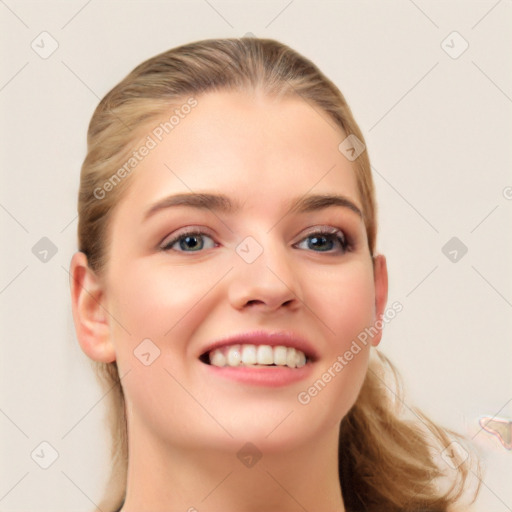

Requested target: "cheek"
[
  {"left": 105, "top": 259, "right": 220, "bottom": 377},
  {"left": 297, "top": 260, "right": 376, "bottom": 418},
  {"left": 108, "top": 260, "right": 212, "bottom": 335},
  {"left": 104, "top": 263, "right": 210, "bottom": 440},
  {"left": 310, "top": 260, "right": 376, "bottom": 347}
]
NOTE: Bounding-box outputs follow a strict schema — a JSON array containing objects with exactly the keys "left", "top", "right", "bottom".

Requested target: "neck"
[{"left": 120, "top": 420, "right": 346, "bottom": 512}]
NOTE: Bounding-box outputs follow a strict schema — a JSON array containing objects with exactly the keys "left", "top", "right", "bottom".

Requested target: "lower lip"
[{"left": 201, "top": 361, "right": 314, "bottom": 386}]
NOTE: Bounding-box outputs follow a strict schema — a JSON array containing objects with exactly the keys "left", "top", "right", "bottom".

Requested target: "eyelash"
[{"left": 160, "top": 226, "right": 352, "bottom": 254}]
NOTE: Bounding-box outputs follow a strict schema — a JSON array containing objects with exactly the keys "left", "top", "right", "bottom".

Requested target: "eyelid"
[
  {"left": 300, "top": 225, "right": 343, "bottom": 236},
  {"left": 297, "top": 224, "right": 347, "bottom": 241}
]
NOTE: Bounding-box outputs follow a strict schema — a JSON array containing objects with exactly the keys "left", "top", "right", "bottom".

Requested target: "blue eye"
[
  {"left": 160, "top": 227, "right": 350, "bottom": 254},
  {"left": 295, "top": 228, "right": 349, "bottom": 253},
  {"left": 161, "top": 230, "right": 216, "bottom": 252}
]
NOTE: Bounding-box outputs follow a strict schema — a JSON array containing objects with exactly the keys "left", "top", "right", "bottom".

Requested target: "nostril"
[{"left": 247, "top": 300, "right": 264, "bottom": 306}]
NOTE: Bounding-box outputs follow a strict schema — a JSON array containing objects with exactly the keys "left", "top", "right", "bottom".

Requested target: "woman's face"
[{"left": 94, "top": 90, "right": 387, "bottom": 452}]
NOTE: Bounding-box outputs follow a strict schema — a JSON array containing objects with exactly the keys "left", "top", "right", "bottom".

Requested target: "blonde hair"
[{"left": 76, "top": 37, "right": 480, "bottom": 512}]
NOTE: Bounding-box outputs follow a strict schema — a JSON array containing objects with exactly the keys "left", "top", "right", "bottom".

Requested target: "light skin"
[{"left": 70, "top": 90, "right": 388, "bottom": 512}]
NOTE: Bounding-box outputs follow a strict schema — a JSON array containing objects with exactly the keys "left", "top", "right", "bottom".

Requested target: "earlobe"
[
  {"left": 371, "top": 254, "right": 389, "bottom": 347},
  {"left": 69, "top": 252, "right": 116, "bottom": 363}
]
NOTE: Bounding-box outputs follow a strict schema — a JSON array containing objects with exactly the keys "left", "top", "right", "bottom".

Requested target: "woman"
[{"left": 69, "top": 37, "right": 480, "bottom": 512}]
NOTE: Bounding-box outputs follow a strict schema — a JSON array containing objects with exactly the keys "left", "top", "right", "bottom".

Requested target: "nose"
[{"left": 228, "top": 235, "right": 301, "bottom": 313}]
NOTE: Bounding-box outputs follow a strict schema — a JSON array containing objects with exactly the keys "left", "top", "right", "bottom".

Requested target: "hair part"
[{"left": 76, "top": 37, "right": 480, "bottom": 512}]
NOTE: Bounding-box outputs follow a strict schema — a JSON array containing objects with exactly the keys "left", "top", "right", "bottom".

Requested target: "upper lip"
[{"left": 198, "top": 330, "right": 319, "bottom": 362}]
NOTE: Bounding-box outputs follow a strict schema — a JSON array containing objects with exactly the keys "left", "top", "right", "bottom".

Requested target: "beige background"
[{"left": 1, "top": 1, "right": 511, "bottom": 510}]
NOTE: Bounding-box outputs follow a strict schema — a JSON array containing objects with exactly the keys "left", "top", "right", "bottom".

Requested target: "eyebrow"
[{"left": 143, "top": 192, "right": 363, "bottom": 221}]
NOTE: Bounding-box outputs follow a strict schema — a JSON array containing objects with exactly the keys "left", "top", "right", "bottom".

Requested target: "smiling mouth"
[{"left": 199, "top": 344, "right": 308, "bottom": 369}]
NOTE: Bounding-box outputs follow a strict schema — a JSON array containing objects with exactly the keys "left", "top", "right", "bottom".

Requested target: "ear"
[
  {"left": 69, "top": 251, "right": 116, "bottom": 363},
  {"left": 371, "top": 254, "right": 388, "bottom": 347}
]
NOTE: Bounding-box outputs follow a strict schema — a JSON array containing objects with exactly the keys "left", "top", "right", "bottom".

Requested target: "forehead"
[{"left": 117, "top": 90, "right": 361, "bottom": 218}]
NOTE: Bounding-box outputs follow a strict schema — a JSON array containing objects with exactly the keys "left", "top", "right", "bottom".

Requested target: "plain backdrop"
[{"left": 1, "top": 1, "right": 511, "bottom": 511}]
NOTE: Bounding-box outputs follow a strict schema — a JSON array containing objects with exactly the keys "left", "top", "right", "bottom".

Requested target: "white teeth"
[
  {"left": 296, "top": 350, "right": 306, "bottom": 368},
  {"left": 241, "top": 345, "right": 257, "bottom": 365},
  {"left": 210, "top": 349, "right": 226, "bottom": 367},
  {"left": 226, "top": 344, "right": 242, "bottom": 366},
  {"left": 273, "top": 345, "right": 288, "bottom": 365},
  {"left": 286, "top": 347, "right": 298, "bottom": 368},
  {"left": 256, "top": 345, "right": 274, "bottom": 364},
  {"left": 208, "top": 344, "right": 308, "bottom": 368}
]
